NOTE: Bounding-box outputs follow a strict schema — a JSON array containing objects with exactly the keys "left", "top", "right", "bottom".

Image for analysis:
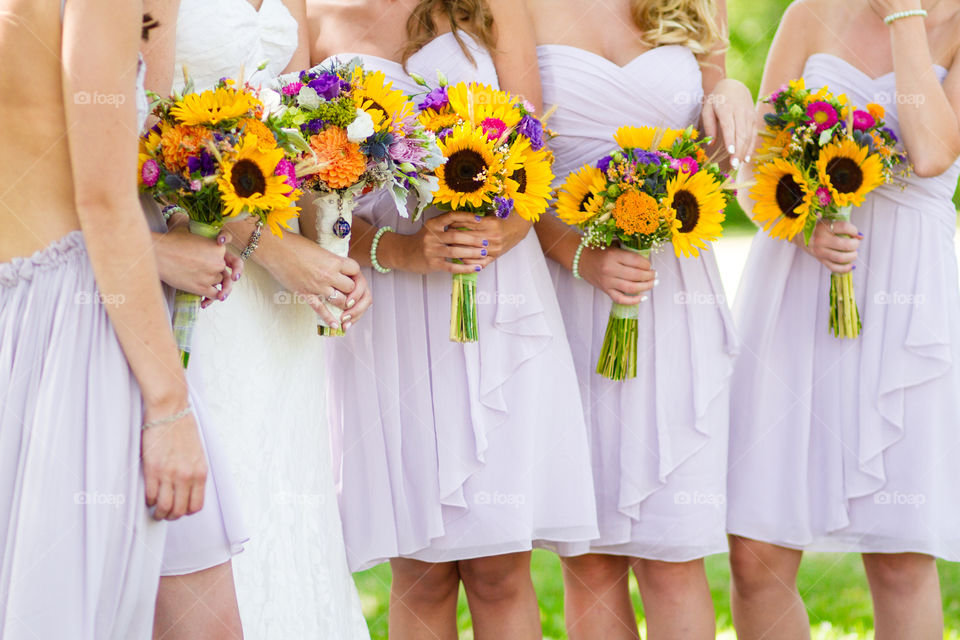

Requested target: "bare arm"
[
  {"left": 489, "top": 0, "right": 542, "bottom": 111},
  {"left": 63, "top": 0, "right": 205, "bottom": 519},
  {"left": 141, "top": 0, "right": 181, "bottom": 97},
  {"left": 282, "top": 0, "right": 312, "bottom": 73}
]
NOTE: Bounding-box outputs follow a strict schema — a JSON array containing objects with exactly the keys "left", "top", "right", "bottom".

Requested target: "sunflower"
[
  {"left": 502, "top": 139, "right": 554, "bottom": 222},
  {"left": 418, "top": 108, "right": 462, "bottom": 133},
  {"left": 433, "top": 124, "right": 504, "bottom": 210},
  {"left": 353, "top": 69, "right": 415, "bottom": 135},
  {"left": 238, "top": 118, "right": 277, "bottom": 149},
  {"left": 447, "top": 82, "right": 521, "bottom": 129},
  {"left": 816, "top": 139, "right": 884, "bottom": 207},
  {"left": 751, "top": 159, "right": 813, "bottom": 240},
  {"left": 159, "top": 124, "right": 213, "bottom": 173},
  {"left": 614, "top": 125, "right": 682, "bottom": 151},
  {"left": 663, "top": 170, "right": 726, "bottom": 257},
  {"left": 171, "top": 86, "right": 260, "bottom": 126},
  {"left": 218, "top": 134, "right": 296, "bottom": 221},
  {"left": 309, "top": 127, "right": 368, "bottom": 190},
  {"left": 556, "top": 165, "right": 607, "bottom": 225},
  {"left": 264, "top": 203, "right": 301, "bottom": 237},
  {"left": 612, "top": 190, "right": 662, "bottom": 235}
]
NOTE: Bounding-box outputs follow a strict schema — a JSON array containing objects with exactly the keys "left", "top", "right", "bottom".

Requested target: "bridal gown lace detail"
[{"left": 174, "top": 0, "right": 369, "bottom": 636}]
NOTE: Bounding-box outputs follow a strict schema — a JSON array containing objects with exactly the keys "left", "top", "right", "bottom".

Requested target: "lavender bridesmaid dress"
[
  {"left": 538, "top": 45, "right": 738, "bottom": 561},
  {"left": 728, "top": 54, "right": 960, "bottom": 558},
  {"left": 325, "top": 33, "right": 599, "bottom": 572}
]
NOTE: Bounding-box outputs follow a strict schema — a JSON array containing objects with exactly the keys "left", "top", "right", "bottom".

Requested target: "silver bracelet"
[
  {"left": 142, "top": 405, "right": 193, "bottom": 430},
  {"left": 884, "top": 8, "right": 927, "bottom": 24},
  {"left": 371, "top": 226, "right": 394, "bottom": 274},
  {"left": 572, "top": 240, "right": 587, "bottom": 280},
  {"left": 240, "top": 220, "right": 263, "bottom": 261}
]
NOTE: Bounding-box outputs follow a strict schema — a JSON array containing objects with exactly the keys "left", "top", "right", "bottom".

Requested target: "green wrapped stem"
[
  {"left": 172, "top": 220, "right": 221, "bottom": 368},
  {"left": 450, "top": 271, "right": 479, "bottom": 343},
  {"left": 595, "top": 246, "right": 649, "bottom": 381},
  {"left": 825, "top": 206, "right": 861, "bottom": 339}
]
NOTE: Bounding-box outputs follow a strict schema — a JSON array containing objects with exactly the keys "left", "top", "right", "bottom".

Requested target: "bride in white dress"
[{"left": 145, "top": 1, "right": 371, "bottom": 637}]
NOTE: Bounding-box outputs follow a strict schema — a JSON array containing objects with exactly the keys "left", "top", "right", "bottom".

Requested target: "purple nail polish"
[
  {"left": 475, "top": 215, "right": 482, "bottom": 222},
  {"left": 218, "top": 236, "right": 226, "bottom": 245},
  {"left": 852, "top": 265, "right": 857, "bottom": 270},
  {"left": 482, "top": 239, "right": 489, "bottom": 247},
  {"left": 481, "top": 249, "right": 487, "bottom": 257},
  {"left": 475, "top": 265, "right": 481, "bottom": 272},
  {"left": 219, "top": 294, "right": 226, "bottom": 301},
  {"left": 233, "top": 273, "right": 241, "bottom": 281},
  {"left": 858, "top": 233, "right": 864, "bottom": 238}
]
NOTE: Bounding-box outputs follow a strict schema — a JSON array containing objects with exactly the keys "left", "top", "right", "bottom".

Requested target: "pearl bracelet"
[
  {"left": 572, "top": 240, "right": 587, "bottom": 280},
  {"left": 240, "top": 220, "right": 263, "bottom": 261},
  {"left": 884, "top": 8, "right": 927, "bottom": 24},
  {"left": 142, "top": 405, "right": 193, "bottom": 430},
  {"left": 371, "top": 226, "right": 394, "bottom": 274},
  {"left": 162, "top": 204, "right": 185, "bottom": 223}
]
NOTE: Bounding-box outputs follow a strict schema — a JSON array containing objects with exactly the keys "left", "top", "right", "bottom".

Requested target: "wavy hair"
[
  {"left": 403, "top": 1, "right": 496, "bottom": 66},
  {"left": 630, "top": 0, "right": 726, "bottom": 56}
]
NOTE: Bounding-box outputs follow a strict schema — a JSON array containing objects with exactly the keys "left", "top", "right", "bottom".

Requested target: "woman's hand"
[
  {"left": 702, "top": 78, "right": 759, "bottom": 166},
  {"left": 141, "top": 407, "right": 208, "bottom": 521},
  {"left": 153, "top": 226, "right": 243, "bottom": 307},
  {"left": 385, "top": 212, "right": 497, "bottom": 275},
  {"left": 340, "top": 270, "right": 372, "bottom": 331},
  {"left": 797, "top": 220, "right": 862, "bottom": 274},
  {"left": 578, "top": 246, "right": 657, "bottom": 305}
]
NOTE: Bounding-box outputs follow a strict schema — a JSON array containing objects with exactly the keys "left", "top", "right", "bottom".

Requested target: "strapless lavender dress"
[
  {"left": 0, "top": 234, "right": 167, "bottom": 639},
  {"left": 538, "top": 44, "right": 738, "bottom": 561},
  {"left": 325, "top": 33, "right": 598, "bottom": 572},
  {"left": 728, "top": 54, "right": 960, "bottom": 559}
]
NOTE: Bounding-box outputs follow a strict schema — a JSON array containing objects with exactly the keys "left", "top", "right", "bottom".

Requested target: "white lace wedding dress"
[{"left": 175, "top": 1, "right": 369, "bottom": 637}]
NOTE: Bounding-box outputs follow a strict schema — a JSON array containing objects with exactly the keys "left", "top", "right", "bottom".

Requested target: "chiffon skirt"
[{"left": 0, "top": 232, "right": 166, "bottom": 639}]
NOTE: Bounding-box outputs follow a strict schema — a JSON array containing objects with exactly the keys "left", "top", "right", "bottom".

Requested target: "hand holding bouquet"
[
  {"left": 139, "top": 76, "right": 303, "bottom": 367},
  {"left": 412, "top": 74, "right": 555, "bottom": 342},
  {"left": 274, "top": 59, "right": 444, "bottom": 335},
  {"left": 557, "top": 126, "right": 731, "bottom": 380},
  {"left": 751, "top": 79, "right": 909, "bottom": 338}
]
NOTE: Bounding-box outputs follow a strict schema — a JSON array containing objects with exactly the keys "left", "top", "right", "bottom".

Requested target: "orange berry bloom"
[
  {"left": 309, "top": 128, "right": 367, "bottom": 190},
  {"left": 160, "top": 124, "right": 213, "bottom": 173},
  {"left": 238, "top": 118, "right": 277, "bottom": 149},
  {"left": 613, "top": 190, "right": 661, "bottom": 235},
  {"left": 866, "top": 103, "right": 885, "bottom": 121}
]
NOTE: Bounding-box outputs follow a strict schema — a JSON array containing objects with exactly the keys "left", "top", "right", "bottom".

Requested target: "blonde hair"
[
  {"left": 630, "top": 0, "right": 726, "bottom": 56},
  {"left": 403, "top": 1, "right": 496, "bottom": 66}
]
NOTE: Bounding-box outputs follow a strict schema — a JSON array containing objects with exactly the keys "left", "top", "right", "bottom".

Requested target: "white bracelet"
[
  {"left": 371, "top": 226, "right": 394, "bottom": 274},
  {"left": 142, "top": 405, "right": 193, "bottom": 430},
  {"left": 883, "top": 9, "right": 927, "bottom": 24},
  {"left": 572, "top": 241, "right": 586, "bottom": 280}
]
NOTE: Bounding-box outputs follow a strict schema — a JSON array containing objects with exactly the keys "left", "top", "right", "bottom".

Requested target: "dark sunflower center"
[
  {"left": 673, "top": 190, "right": 700, "bottom": 233},
  {"left": 367, "top": 99, "right": 386, "bottom": 115},
  {"left": 232, "top": 159, "right": 266, "bottom": 197},
  {"left": 826, "top": 157, "right": 863, "bottom": 194},
  {"left": 446, "top": 149, "right": 487, "bottom": 194},
  {"left": 511, "top": 167, "right": 528, "bottom": 194},
  {"left": 775, "top": 174, "right": 806, "bottom": 218}
]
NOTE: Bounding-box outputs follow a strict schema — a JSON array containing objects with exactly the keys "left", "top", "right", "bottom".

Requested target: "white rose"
[
  {"left": 259, "top": 88, "right": 284, "bottom": 120},
  {"left": 346, "top": 109, "right": 375, "bottom": 143},
  {"left": 297, "top": 86, "right": 321, "bottom": 110}
]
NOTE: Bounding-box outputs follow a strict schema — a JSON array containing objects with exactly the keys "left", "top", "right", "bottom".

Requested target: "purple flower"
[
  {"left": 308, "top": 73, "right": 345, "bottom": 101},
  {"left": 438, "top": 128, "right": 454, "bottom": 141},
  {"left": 517, "top": 115, "right": 545, "bottom": 150},
  {"left": 187, "top": 150, "right": 216, "bottom": 177},
  {"left": 883, "top": 127, "right": 899, "bottom": 143},
  {"left": 275, "top": 158, "right": 298, "bottom": 193},
  {"left": 419, "top": 87, "right": 449, "bottom": 112},
  {"left": 141, "top": 159, "right": 159, "bottom": 187},
  {"left": 634, "top": 150, "right": 662, "bottom": 166},
  {"left": 493, "top": 196, "right": 514, "bottom": 219},
  {"left": 305, "top": 118, "right": 326, "bottom": 134},
  {"left": 281, "top": 82, "right": 303, "bottom": 97},
  {"left": 390, "top": 137, "right": 428, "bottom": 164},
  {"left": 597, "top": 155, "right": 613, "bottom": 173}
]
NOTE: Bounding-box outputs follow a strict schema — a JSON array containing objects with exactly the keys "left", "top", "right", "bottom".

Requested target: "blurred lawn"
[{"left": 355, "top": 551, "right": 960, "bottom": 639}]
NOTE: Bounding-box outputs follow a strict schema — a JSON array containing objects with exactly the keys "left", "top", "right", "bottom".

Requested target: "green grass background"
[{"left": 353, "top": 1, "right": 960, "bottom": 637}]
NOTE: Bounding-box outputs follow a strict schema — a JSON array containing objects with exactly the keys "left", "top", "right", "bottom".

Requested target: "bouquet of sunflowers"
[
  {"left": 412, "top": 72, "right": 555, "bottom": 342},
  {"left": 557, "top": 126, "right": 731, "bottom": 381},
  {"left": 274, "top": 58, "right": 444, "bottom": 335},
  {"left": 139, "top": 76, "right": 303, "bottom": 367},
  {"left": 751, "top": 79, "right": 909, "bottom": 339}
]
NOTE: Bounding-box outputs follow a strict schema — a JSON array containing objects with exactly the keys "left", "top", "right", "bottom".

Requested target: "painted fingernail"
[
  {"left": 344, "top": 321, "right": 353, "bottom": 331},
  {"left": 482, "top": 239, "right": 489, "bottom": 247},
  {"left": 727, "top": 144, "right": 736, "bottom": 155},
  {"left": 745, "top": 155, "right": 751, "bottom": 163},
  {"left": 347, "top": 298, "right": 356, "bottom": 309},
  {"left": 481, "top": 249, "right": 487, "bottom": 257},
  {"left": 218, "top": 235, "right": 227, "bottom": 245},
  {"left": 475, "top": 215, "right": 482, "bottom": 222},
  {"left": 475, "top": 265, "right": 482, "bottom": 272},
  {"left": 641, "top": 295, "right": 649, "bottom": 302},
  {"left": 731, "top": 157, "right": 741, "bottom": 169},
  {"left": 218, "top": 294, "right": 225, "bottom": 301},
  {"left": 654, "top": 279, "right": 660, "bottom": 287},
  {"left": 233, "top": 273, "right": 241, "bottom": 281},
  {"left": 857, "top": 233, "right": 864, "bottom": 238},
  {"left": 342, "top": 314, "right": 352, "bottom": 323}
]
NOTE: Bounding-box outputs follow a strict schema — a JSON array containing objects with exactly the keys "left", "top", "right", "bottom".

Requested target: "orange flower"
[
  {"left": 613, "top": 190, "right": 661, "bottom": 235},
  {"left": 238, "top": 118, "right": 276, "bottom": 149},
  {"left": 866, "top": 103, "right": 885, "bottom": 120},
  {"left": 309, "top": 128, "right": 367, "bottom": 190},
  {"left": 160, "top": 124, "right": 213, "bottom": 173},
  {"left": 696, "top": 148, "right": 708, "bottom": 164}
]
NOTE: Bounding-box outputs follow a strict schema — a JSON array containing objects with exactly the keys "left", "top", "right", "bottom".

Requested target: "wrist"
[
  {"left": 377, "top": 230, "right": 411, "bottom": 272},
  {"left": 141, "top": 379, "right": 190, "bottom": 418}
]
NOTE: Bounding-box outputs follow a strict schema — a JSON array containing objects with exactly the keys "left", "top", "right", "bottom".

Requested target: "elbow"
[{"left": 912, "top": 156, "right": 958, "bottom": 178}]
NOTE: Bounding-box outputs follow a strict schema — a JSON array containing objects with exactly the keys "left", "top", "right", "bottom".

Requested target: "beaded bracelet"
[
  {"left": 161, "top": 204, "right": 185, "bottom": 223},
  {"left": 142, "top": 405, "right": 193, "bottom": 430},
  {"left": 371, "top": 226, "right": 394, "bottom": 274},
  {"left": 884, "top": 8, "right": 927, "bottom": 24},
  {"left": 572, "top": 240, "right": 587, "bottom": 280},
  {"left": 240, "top": 220, "right": 263, "bottom": 261}
]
